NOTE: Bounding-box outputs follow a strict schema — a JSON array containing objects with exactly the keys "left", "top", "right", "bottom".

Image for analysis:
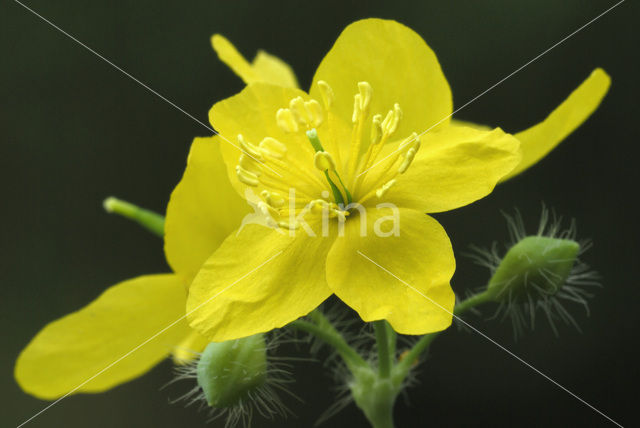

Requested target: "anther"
[
  {"left": 261, "top": 190, "right": 285, "bottom": 208},
  {"left": 236, "top": 165, "right": 260, "bottom": 187},
  {"left": 398, "top": 148, "right": 417, "bottom": 174},
  {"left": 358, "top": 82, "right": 373, "bottom": 113},
  {"left": 276, "top": 108, "right": 299, "bottom": 133},
  {"left": 238, "top": 154, "right": 261, "bottom": 176},
  {"left": 376, "top": 179, "right": 396, "bottom": 198},
  {"left": 352, "top": 94, "right": 362, "bottom": 123},
  {"left": 306, "top": 100, "right": 324, "bottom": 127},
  {"left": 317, "top": 80, "right": 334, "bottom": 108},
  {"left": 259, "top": 137, "right": 287, "bottom": 159},
  {"left": 289, "top": 97, "right": 310, "bottom": 126},
  {"left": 314, "top": 151, "right": 336, "bottom": 172},
  {"left": 370, "top": 114, "right": 383, "bottom": 145},
  {"left": 238, "top": 134, "right": 263, "bottom": 160},
  {"left": 381, "top": 104, "right": 402, "bottom": 136}
]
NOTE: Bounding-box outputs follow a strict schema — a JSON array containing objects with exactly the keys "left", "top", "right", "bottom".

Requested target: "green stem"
[
  {"left": 374, "top": 320, "right": 392, "bottom": 378},
  {"left": 289, "top": 311, "right": 367, "bottom": 372},
  {"left": 103, "top": 196, "right": 164, "bottom": 237},
  {"left": 394, "top": 290, "right": 492, "bottom": 379}
]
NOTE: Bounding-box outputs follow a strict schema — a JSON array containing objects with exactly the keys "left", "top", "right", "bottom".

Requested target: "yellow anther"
[
  {"left": 376, "top": 179, "right": 396, "bottom": 198},
  {"left": 236, "top": 165, "right": 260, "bottom": 187},
  {"left": 289, "top": 96, "right": 311, "bottom": 126},
  {"left": 398, "top": 147, "right": 417, "bottom": 174},
  {"left": 306, "top": 99, "right": 324, "bottom": 127},
  {"left": 276, "top": 108, "right": 299, "bottom": 133},
  {"left": 370, "top": 114, "right": 383, "bottom": 145},
  {"left": 261, "top": 190, "right": 285, "bottom": 208},
  {"left": 314, "top": 151, "right": 337, "bottom": 171},
  {"left": 352, "top": 93, "right": 362, "bottom": 123},
  {"left": 399, "top": 132, "right": 421, "bottom": 151},
  {"left": 238, "top": 154, "right": 261, "bottom": 176},
  {"left": 381, "top": 103, "right": 403, "bottom": 136},
  {"left": 317, "top": 80, "right": 334, "bottom": 108},
  {"left": 238, "top": 134, "right": 262, "bottom": 160},
  {"left": 259, "top": 137, "right": 287, "bottom": 159},
  {"left": 357, "top": 81, "right": 373, "bottom": 113}
]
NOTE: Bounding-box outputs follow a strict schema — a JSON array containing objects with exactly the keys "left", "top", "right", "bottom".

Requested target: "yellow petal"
[
  {"left": 211, "top": 34, "right": 298, "bottom": 88},
  {"left": 165, "top": 136, "right": 249, "bottom": 279},
  {"left": 326, "top": 208, "right": 455, "bottom": 335},
  {"left": 172, "top": 329, "right": 210, "bottom": 364},
  {"left": 252, "top": 50, "right": 299, "bottom": 88},
  {"left": 210, "top": 82, "right": 326, "bottom": 197},
  {"left": 310, "top": 19, "right": 452, "bottom": 139},
  {"left": 450, "top": 119, "right": 492, "bottom": 131},
  {"left": 375, "top": 126, "right": 521, "bottom": 213},
  {"left": 187, "top": 223, "right": 333, "bottom": 342},
  {"left": 502, "top": 68, "right": 610, "bottom": 181},
  {"left": 15, "top": 274, "right": 189, "bottom": 399}
]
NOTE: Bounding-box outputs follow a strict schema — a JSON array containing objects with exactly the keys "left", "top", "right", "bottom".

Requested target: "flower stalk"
[{"left": 103, "top": 196, "right": 165, "bottom": 237}]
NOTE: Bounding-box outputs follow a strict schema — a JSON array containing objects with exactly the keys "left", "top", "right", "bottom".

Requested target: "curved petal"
[
  {"left": 503, "top": 68, "right": 610, "bottom": 181},
  {"left": 210, "top": 82, "right": 327, "bottom": 198},
  {"left": 211, "top": 34, "right": 299, "bottom": 88},
  {"left": 15, "top": 274, "right": 189, "bottom": 399},
  {"left": 187, "top": 223, "right": 334, "bottom": 342},
  {"left": 450, "top": 119, "right": 492, "bottom": 132},
  {"left": 310, "top": 19, "right": 452, "bottom": 139},
  {"left": 164, "top": 136, "right": 249, "bottom": 278},
  {"left": 326, "top": 208, "right": 455, "bottom": 335},
  {"left": 377, "top": 126, "right": 521, "bottom": 213}
]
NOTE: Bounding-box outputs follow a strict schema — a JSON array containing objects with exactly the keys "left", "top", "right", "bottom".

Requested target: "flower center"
[{"left": 233, "top": 81, "right": 420, "bottom": 230}]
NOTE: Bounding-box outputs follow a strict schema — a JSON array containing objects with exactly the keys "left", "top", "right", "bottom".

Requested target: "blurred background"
[{"left": 1, "top": 0, "right": 638, "bottom": 426}]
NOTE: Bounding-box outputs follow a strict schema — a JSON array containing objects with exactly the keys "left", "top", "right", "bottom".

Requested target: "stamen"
[
  {"left": 259, "top": 137, "right": 287, "bottom": 159},
  {"left": 238, "top": 154, "right": 261, "bottom": 175},
  {"left": 381, "top": 104, "right": 402, "bottom": 136},
  {"left": 236, "top": 165, "right": 260, "bottom": 186},
  {"left": 370, "top": 114, "right": 383, "bottom": 145},
  {"left": 238, "top": 134, "right": 263, "bottom": 160},
  {"left": 376, "top": 179, "right": 396, "bottom": 198},
  {"left": 352, "top": 94, "right": 362, "bottom": 123},
  {"left": 306, "top": 100, "right": 324, "bottom": 128},
  {"left": 357, "top": 82, "right": 373, "bottom": 115},
  {"left": 317, "top": 80, "right": 334, "bottom": 108},
  {"left": 257, "top": 202, "right": 278, "bottom": 228},
  {"left": 289, "top": 97, "right": 310, "bottom": 126},
  {"left": 261, "top": 190, "right": 285, "bottom": 208},
  {"left": 276, "top": 108, "right": 299, "bottom": 133}
]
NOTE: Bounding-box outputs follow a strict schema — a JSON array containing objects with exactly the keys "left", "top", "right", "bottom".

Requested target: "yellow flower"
[
  {"left": 15, "top": 18, "right": 610, "bottom": 401},
  {"left": 168, "top": 17, "right": 608, "bottom": 344}
]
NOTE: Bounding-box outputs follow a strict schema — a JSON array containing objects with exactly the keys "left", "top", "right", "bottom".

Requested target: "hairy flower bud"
[
  {"left": 196, "top": 335, "right": 267, "bottom": 407},
  {"left": 485, "top": 236, "right": 580, "bottom": 302}
]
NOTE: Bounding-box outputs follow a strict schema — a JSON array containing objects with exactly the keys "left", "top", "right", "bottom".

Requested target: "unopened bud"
[
  {"left": 196, "top": 334, "right": 267, "bottom": 407},
  {"left": 485, "top": 236, "right": 580, "bottom": 302}
]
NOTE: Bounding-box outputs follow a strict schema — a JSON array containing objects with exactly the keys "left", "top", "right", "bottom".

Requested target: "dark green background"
[{"left": 2, "top": 0, "right": 638, "bottom": 427}]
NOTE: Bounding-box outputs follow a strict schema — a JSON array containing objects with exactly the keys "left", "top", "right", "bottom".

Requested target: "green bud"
[
  {"left": 196, "top": 334, "right": 267, "bottom": 408},
  {"left": 486, "top": 236, "right": 580, "bottom": 302}
]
